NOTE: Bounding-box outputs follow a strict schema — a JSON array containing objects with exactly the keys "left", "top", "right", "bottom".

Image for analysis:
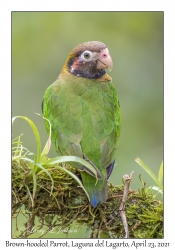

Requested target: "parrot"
[{"left": 42, "top": 41, "right": 120, "bottom": 208}]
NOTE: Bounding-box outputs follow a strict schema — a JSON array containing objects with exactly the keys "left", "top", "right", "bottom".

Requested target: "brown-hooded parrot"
[{"left": 42, "top": 41, "right": 120, "bottom": 208}]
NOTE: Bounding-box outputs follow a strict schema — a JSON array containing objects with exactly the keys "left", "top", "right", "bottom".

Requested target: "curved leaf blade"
[
  {"left": 48, "top": 164, "right": 90, "bottom": 201},
  {"left": 44, "top": 155, "right": 102, "bottom": 180},
  {"left": 22, "top": 158, "right": 54, "bottom": 196},
  {"left": 12, "top": 116, "right": 41, "bottom": 162},
  {"left": 158, "top": 161, "right": 163, "bottom": 185},
  {"left": 135, "top": 157, "right": 163, "bottom": 191}
]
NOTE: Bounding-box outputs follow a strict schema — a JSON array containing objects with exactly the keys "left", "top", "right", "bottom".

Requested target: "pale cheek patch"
[{"left": 70, "top": 65, "right": 74, "bottom": 73}]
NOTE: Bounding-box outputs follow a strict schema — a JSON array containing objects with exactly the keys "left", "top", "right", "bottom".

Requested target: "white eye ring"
[{"left": 80, "top": 50, "right": 93, "bottom": 61}]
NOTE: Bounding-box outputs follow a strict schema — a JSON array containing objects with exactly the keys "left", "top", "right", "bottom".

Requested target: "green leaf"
[
  {"left": 32, "top": 168, "right": 37, "bottom": 201},
  {"left": 40, "top": 136, "right": 51, "bottom": 162},
  {"left": 22, "top": 158, "right": 54, "bottom": 196},
  {"left": 12, "top": 116, "right": 41, "bottom": 162},
  {"left": 12, "top": 134, "right": 22, "bottom": 157},
  {"left": 148, "top": 186, "right": 163, "bottom": 194},
  {"left": 47, "top": 164, "right": 90, "bottom": 201},
  {"left": 158, "top": 161, "right": 163, "bottom": 185},
  {"left": 25, "top": 185, "right": 34, "bottom": 207},
  {"left": 34, "top": 112, "right": 52, "bottom": 159},
  {"left": 135, "top": 157, "right": 163, "bottom": 191},
  {"left": 43, "top": 155, "right": 101, "bottom": 180}
]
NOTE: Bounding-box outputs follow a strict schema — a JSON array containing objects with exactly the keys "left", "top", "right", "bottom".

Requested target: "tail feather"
[
  {"left": 91, "top": 194, "right": 99, "bottom": 208},
  {"left": 106, "top": 159, "right": 115, "bottom": 180},
  {"left": 82, "top": 160, "right": 116, "bottom": 208},
  {"left": 90, "top": 178, "right": 108, "bottom": 208}
]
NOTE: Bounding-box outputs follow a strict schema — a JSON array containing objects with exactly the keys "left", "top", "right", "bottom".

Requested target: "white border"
[{"left": 0, "top": 0, "right": 175, "bottom": 248}]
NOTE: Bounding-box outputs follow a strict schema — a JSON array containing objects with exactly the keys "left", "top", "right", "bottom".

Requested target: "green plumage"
[{"left": 42, "top": 41, "right": 120, "bottom": 207}]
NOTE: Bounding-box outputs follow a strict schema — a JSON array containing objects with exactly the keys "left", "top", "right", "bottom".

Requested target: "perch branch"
[
  {"left": 12, "top": 160, "right": 163, "bottom": 239},
  {"left": 119, "top": 171, "right": 134, "bottom": 238}
]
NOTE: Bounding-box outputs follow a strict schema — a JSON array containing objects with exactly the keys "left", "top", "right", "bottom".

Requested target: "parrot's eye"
[
  {"left": 84, "top": 52, "right": 90, "bottom": 59},
  {"left": 81, "top": 50, "right": 93, "bottom": 61}
]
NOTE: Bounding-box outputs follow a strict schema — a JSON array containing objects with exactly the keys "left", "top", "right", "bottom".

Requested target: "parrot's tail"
[
  {"left": 90, "top": 160, "right": 116, "bottom": 208},
  {"left": 91, "top": 194, "right": 99, "bottom": 208},
  {"left": 90, "top": 178, "right": 108, "bottom": 208}
]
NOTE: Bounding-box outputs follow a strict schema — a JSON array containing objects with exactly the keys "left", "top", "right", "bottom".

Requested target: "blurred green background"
[{"left": 12, "top": 12, "right": 163, "bottom": 238}]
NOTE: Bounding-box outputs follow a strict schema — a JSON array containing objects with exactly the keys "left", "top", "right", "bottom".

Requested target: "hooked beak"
[{"left": 96, "top": 48, "right": 113, "bottom": 71}]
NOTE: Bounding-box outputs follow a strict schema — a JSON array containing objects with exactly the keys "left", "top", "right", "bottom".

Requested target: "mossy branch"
[
  {"left": 12, "top": 116, "right": 163, "bottom": 238},
  {"left": 12, "top": 159, "right": 163, "bottom": 239}
]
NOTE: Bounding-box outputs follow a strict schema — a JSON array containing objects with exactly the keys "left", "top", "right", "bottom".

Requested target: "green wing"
[
  {"left": 80, "top": 80, "right": 120, "bottom": 169},
  {"left": 42, "top": 78, "right": 83, "bottom": 160},
  {"left": 100, "top": 82, "right": 120, "bottom": 168}
]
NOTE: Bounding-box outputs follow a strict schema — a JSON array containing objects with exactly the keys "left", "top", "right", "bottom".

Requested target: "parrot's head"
[{"left": 61, "top": 41, "right": 113, "bottom": 79}]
